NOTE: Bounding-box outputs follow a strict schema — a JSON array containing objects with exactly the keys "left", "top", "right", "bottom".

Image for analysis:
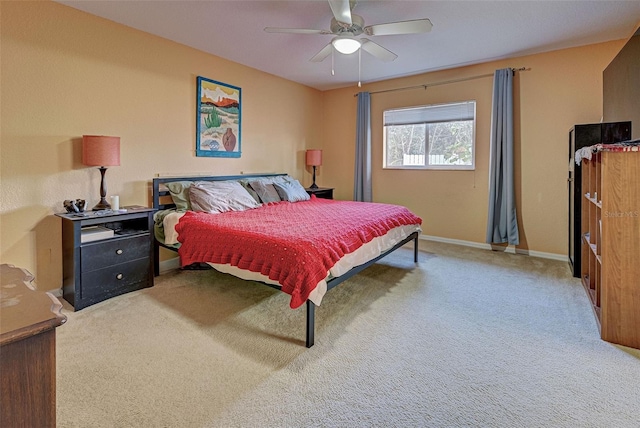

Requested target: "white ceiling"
[{"left": 57, "top": 0, "right": 640, "bottom": 91}]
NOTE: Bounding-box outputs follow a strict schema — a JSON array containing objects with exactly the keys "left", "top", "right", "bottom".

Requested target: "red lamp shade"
[
  {"left": 305, "top": 149, "right": 322, "bottom": 167},
  {"left": 82, "top": 135, "right": 120, "bottom": 167},
  {"left": 82, "top": 135, "right": 120, "bottom": 211}
]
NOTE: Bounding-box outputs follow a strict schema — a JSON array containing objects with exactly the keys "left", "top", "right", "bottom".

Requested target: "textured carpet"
[{"left": 56, "top": 241, "right": 640, "bottom": 427}]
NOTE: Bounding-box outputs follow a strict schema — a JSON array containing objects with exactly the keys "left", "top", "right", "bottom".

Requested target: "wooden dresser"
[{"left": 0, "top": 264, "right": 67, "bottom": 428}]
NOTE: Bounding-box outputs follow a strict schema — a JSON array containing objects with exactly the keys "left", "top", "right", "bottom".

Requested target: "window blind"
[{"left": 384, "top": 101, "right": 475, "bottom": 126}]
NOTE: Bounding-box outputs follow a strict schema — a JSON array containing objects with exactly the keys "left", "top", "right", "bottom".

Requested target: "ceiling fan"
[{"left": 264, "top": 0, "right": 433, "bottom": 64}]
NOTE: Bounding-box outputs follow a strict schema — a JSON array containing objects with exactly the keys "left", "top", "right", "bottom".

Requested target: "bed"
[{"left": 152, "top": 173, "right": 422, "bottom": 347}]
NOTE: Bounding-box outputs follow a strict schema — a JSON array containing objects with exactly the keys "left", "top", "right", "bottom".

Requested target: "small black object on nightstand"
[{"left": 305, "top": 187, "right": 334, "bottom": 200}]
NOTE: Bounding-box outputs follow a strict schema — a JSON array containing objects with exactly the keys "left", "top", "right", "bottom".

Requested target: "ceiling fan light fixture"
[{"left": 332, "top": 35, "right": 361, "bottom": 54}]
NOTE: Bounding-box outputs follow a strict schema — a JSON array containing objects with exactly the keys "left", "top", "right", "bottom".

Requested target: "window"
[{"left": 383, "top": 101, "right": 476, "bottom": 170}]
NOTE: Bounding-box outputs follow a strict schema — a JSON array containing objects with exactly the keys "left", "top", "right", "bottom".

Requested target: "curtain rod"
[{"left": 355, "top": 67, "right": 529, "bottom": 97}]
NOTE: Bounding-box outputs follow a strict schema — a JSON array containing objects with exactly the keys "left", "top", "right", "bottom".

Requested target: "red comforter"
[{"left": 175, "top": 197, "right": 422, "bottom": 308}]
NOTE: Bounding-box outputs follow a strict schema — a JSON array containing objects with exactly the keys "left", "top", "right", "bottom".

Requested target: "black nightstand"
[
  {"left": 306, "top": 187, "right": 334, "bottom": 199},
  {"left": 56, "top": 206, "right": 155, "bottom": 310}
]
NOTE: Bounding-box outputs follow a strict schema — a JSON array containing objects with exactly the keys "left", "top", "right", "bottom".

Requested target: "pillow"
[
  {"left": 270, "top": 175, "right": 293, "bottom": 184},
  {"left": 238, "top": 175, "right": 291, "bottom": 203},
  {"left": 165, "top": 181, "right": 193, "bottom": 211},
  {"left": 248, "top": 180, "right": 281, "bottom": 203},
  {"left": 237, "top": 179, "right": 262, "bottom": 204},
  {"left": 273, "top": 180, "right": 311, "bottom": 202},
  {"left": 189, "top": 181, "right": 260, "bottom": 213}
]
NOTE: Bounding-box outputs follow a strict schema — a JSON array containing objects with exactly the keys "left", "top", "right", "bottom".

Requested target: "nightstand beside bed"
[
  {"left": 305, "top": 187, "right": 334, "bottom": 199},
  {"left": 55, "top": 206, "right": 155, "bottom": 310}
]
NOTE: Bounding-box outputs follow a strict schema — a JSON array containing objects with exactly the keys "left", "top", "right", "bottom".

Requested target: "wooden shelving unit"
[{"left": 580, "top": 149, "right": 640, "bottom": 349}]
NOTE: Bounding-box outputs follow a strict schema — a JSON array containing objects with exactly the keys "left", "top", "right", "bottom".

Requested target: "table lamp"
[
  {"left": 305, "top": 149, "right": 322, "bottom": 189},
  {"left": 82, "top": 135, "right": 120, "bottom": 210}
]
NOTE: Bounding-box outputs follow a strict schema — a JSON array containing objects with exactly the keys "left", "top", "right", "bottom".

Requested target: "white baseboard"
[{"left": 420, "top": 234, "right": 567, "bottom": 262}]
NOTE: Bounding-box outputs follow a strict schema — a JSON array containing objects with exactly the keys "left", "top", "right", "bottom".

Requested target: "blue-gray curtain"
[
  {"left": 486, "top": 68, "right": 519, "bottom": 245},
  {"left": 354, "top": 92, "right": 372, "bottom": 202}
]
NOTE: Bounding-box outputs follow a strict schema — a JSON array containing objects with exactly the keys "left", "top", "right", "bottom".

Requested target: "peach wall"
[
  {"left": 320, "top": 40, "right": 625, "bottom": 256},
  {"left": 0, "top": 1, "right": 323, "bottom": 290}
]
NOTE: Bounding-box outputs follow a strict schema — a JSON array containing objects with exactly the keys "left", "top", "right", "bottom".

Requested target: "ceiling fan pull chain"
[
  {"left": 358, "top": 48, "right": 362, "bottom": 87},
  {"left": 331, "top": 48, "right": 335, "bottom": 76}
]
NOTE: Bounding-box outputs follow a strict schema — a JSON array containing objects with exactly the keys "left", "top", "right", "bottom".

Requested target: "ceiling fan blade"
[
  {"left": 360, "top": 39, "right": 397, "bottom": 62},
  {"left": 364, "top": 18, "right": 433, "bottom": 36},
  {"left": 328, "top": 0, "right": 352, "bottom": 25},
  {"left": 310, "top": 43, "right": 333, "bottom": 62},
  {"left": 264, "top": 27, "right": 332, "bottom": 35}
]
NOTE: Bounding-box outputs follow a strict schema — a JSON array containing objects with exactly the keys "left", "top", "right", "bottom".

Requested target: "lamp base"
[
  {"left": 92, "top": 198, "right": 111, "bottom": 211},
  {"left": 309, "top": 165, "right": 319, "bottom": 189},
  {"left": 93, "top": 166, "right": 111, "bottom": 211}
]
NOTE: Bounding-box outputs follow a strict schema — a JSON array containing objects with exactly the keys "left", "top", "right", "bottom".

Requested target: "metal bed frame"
[{"left": 152, "top": 174, "right": 419, "bottom": 347}]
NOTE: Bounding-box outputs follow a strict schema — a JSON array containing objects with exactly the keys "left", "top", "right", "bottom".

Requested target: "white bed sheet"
[
  {"left": 163, "top": 211, "right": 184, "bottom": 245},
  {"left": 163, "top": 211, "right": 421, "bottom": 306}
]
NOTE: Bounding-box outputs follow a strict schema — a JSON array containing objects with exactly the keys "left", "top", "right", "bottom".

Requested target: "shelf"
[
  {"left": 580, "top": 151, "right": 640, "bottom": 349},
  {"left": 581, "top": 274, "right": 602, "bottom": 328},
  {"left": 581, "top": 274, "right": 591, "bottom": 292},
  {"left": 114, "top": 229, "right": 149, "bottom": 237},
  {"left": 585, "top": 242, "right": 601, "bottom": 261},
  {"left": 583, "top": 195, "right": 602, "bottom": 208}
]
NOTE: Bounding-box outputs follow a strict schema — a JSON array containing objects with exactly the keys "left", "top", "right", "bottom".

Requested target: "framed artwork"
[{"left": 196, "top": 76, "right": 241, "bottom": 158}]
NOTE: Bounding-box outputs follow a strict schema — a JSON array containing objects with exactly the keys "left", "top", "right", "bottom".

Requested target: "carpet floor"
[{"left": 56, "top": 240, "right": 640, "bottom": 427}]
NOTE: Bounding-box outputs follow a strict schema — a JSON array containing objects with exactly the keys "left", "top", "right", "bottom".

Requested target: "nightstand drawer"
[
  {"left": 81, "top": 234, "right": 149, "bottom": 272},
  {"left": 80, "top": 257, "right": 150, "bottom": 300}
]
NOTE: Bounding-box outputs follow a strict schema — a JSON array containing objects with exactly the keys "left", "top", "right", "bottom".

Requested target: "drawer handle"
[
  {"left": 116, "top": 249, "right": 123, "bottom": 255},
  {"left": 116, "top": 273, "right": 123, "bottom": 280}
]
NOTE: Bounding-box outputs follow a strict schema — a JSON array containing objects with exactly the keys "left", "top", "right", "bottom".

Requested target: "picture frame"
[{"left": 196, "top": 76, "right": 241, "bottom": 158}]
